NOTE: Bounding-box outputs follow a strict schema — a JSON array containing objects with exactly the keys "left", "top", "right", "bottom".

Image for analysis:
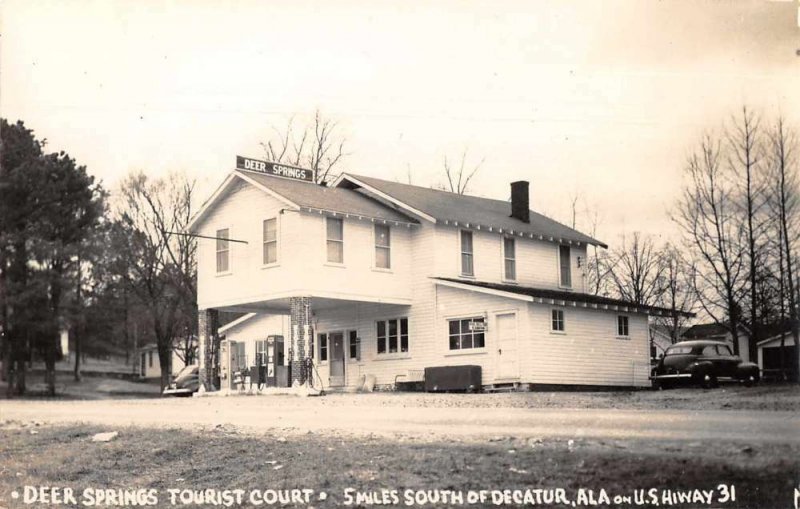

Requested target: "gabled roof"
[
  {"left": 433, "top": 278, "right": 695, "bottom": 317},
  {"left": 189, "top": 170, "right": 419, "bottom": 232},
  {"left": 335, "top": 173, "right": 606, "bottom": 248}
]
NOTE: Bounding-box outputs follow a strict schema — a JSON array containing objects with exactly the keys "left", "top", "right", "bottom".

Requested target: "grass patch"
[{"left": 1, "top": 423, "right": 798, "bottom": 508}]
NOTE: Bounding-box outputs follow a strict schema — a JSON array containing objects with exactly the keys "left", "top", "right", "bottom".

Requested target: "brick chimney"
[{"left": 510, "top": 181, "right": 530, "bottom": 223}]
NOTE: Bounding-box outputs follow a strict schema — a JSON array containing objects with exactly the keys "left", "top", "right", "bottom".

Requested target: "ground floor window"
[
  {"left": 318, "top": 333, "right": 328, "bottom": 362},
  {"left": 148, "top": 351, "right": 153, "bottom": 368},
  {"left": 551, "top": 309, "right": 565, "bottom": 332},
  {"left": 255, "top": 339, "right": 267, "bottom": 366},
  {"left": 376, "top": 318, "right": 409, "bottom": 354},
  {"left": 448, "top": 317, "right": 485, "bottom": 350},
  {"left": 348, "top": 330, "right": 359, "bottom": 360}
]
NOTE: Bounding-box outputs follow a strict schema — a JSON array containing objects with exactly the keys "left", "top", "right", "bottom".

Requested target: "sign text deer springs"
[{"left": 236, "top": 156, "right": 315, "bottom": 183}]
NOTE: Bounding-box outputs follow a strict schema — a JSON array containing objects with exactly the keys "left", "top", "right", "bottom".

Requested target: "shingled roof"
[
  {"left": 336, "top": 173, "right": 606, "bottom": 248},
  {"left": 434, "top": 278, "right": 695, "bottom": 317},
  {"left": 189, "top": 170, "right": 419, "bottom": 232}
]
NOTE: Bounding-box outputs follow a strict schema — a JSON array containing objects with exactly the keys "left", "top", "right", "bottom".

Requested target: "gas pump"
[{"left": 266, "top": 335, "right": 287, "bottom": 387}]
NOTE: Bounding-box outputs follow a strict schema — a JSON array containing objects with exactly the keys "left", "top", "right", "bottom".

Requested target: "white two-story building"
[{"left": 189, "top": 157, "right": 684, "bottom": 392}]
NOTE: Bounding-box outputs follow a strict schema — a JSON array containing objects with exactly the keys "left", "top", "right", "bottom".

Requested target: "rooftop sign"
[{"left": 236, "top": 156, "right": 315, "bottom": 183}]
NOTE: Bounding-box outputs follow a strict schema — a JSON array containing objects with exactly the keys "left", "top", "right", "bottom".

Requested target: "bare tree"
[
  {"left": 727, "top": 106, "right": 769, "bottom": 362},
  {"left": 654, "top": 243, "right": 697, "bottom": 343},
  {"left": 441, "top": 148, "right": 484, "bottom": 195},
  {"left": 673, "top": 133, "right": 747, "bottom": 355},
  {"left": 260, "top": 109, "right": 347, "bottom": 185},
  {"left": 606, "top": 232, "right": 664, "bottom": 306},
  {"left": 112, "top": 171, "right": 197, "bottom": 390},
  {"left": 766, "top": 115, "right": 800, "bottom": 381}
]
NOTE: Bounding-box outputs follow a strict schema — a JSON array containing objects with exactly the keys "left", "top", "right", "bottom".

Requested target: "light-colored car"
[{"left": 162, "top": 365, "right": 199, "bottom": 396}]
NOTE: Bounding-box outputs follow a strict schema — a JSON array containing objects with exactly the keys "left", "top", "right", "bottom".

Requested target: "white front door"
[{"left": 494, "top": 312, "right": 519, "bottom": 380}]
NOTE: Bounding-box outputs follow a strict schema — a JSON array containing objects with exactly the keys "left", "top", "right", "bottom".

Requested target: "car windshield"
[
  {"left": 176, "top": 365, "right": 198, "bottom": 377},
  {"left": 665, "top": 345, "right": 693, "bottom": 355}
]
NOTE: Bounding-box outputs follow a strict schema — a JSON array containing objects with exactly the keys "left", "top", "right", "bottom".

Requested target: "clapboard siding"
[
  {"left": 527, "top": 305, "right": 650, "bottom": 386},
  {"left": 221, "top": 314, "right": 290, "bottom": 367},
  {"left": 434, "top": 226, "right": 588, "bottom": 292},
  {"left": 196, "top": 179, "right": 413, "bottom": 309}
]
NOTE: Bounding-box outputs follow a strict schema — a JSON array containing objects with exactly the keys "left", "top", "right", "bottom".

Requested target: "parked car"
[
  {"left": 651, "top": 340, "right": 759, "bottom": 389},
  {"left": 163, "top": 365, "right": 199, "bottom": 396}
]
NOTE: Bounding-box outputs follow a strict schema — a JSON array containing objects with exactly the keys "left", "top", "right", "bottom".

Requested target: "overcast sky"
[{"left": 2, "top": 0, "right": 799, "bottom": 244}]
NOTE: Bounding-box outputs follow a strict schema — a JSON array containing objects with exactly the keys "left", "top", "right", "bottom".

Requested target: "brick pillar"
[
  {"left": 289, "top": 297, "right": 312, "bottom": 386},
  {"left": 198, "top": 308, "right": 219, "bottom": 391}
]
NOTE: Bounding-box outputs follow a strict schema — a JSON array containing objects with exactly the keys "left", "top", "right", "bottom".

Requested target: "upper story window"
[
  {"left": 377, "top": 318, "right": 408, "bottom": 355},
  {"left": 216, "top": 228, "right": 230, "bottom": 273},
  {"left": 617, "top": 315, "right": 630, "bottom": 337},
  {"left": 559, "top": 245, "right": 571, "bottom": 288},
  {"left": 263, "top": 218, "right": 277, "bottom": 265},
  {"left": 448, "top": 317, "right": 486, "bottom": 350},
  {"left": 374, "top": 224, "right": 391, "bottom": 269},
  {"left": 503, "top": 237, "right": 516, "bottom": 281},
  {"left": 460, "top": 230, "right": 474, "bottom": 276},
  {"left": 551, "top": 309, "right": 565, "bottom": 332},
  {"left": 326, "top": 217, "right": 344, "bottom": 264}
]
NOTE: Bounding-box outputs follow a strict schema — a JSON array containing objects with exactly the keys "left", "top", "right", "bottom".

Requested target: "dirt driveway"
[{"left": 2, "top": 390, "right": 798, "bottom": 444}]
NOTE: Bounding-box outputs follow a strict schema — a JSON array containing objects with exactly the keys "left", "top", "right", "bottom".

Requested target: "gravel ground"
[{"left": 308, "top": 383, "right": 800, "bottom": 412}]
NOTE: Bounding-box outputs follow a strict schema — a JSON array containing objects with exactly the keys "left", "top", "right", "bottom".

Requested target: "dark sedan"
[{"left": 651, "top": 340, "right": 759, "bottom": 389}]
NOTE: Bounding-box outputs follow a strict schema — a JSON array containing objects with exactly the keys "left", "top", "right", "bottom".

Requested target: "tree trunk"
[
  {"left": 73, "top": 327, "right": 82, "bottom": 382},
  {"left": 158, "top": 342, "right": 172, "bottom": 392}
]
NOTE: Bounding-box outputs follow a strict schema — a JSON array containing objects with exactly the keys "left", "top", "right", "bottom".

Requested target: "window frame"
[
  {"left": 502, "top": 236, "right": 516, "bottom": 282},
  {"left": 558, "top": 244, "right": 571, "bottom": 288},
  {"left": 460, "top": 229, "right": 474, "bottom": 277},
  {"left": 255, "top": 339, "right": 267, "bottom": 367},
  {"left": 325, "top": 216, "right": 344, "bottom": 265},
  {"left": 447, "top": 316, "right": 487, "bottom": 351},
  {"left": 317, "top": 333, "right": 329, "bottom": 364},
  {"left": 216, "top": 227, "right": 231, "bottom": 274},
  {"left": 616, "top": 315, "right": 630, "bottom": 338},
  {"left": 551, "top": 309, "right": 565, "bottom": 333},
  {"left": 262, "top": 217, "right": 279, "bottom": 266},
  {"left": 348, "top": 330, "right": 360, "bottom": 361},
  {"left": 374, "top": 223, "right": 391, "bottom": 270},
  {"left": 376, "top": 317, "right": 409, "bottom": 356}
]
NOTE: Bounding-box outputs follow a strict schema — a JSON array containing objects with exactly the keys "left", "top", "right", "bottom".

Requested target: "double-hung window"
[
  {"left": 216, "top": 228, "right": 230, "bottom": 273},
  {"left": 326, "top": 217, "right": 344, "bottom": 264},
  {"left": 318, "top": 333, "right": 328, "bottom": 362},
  {"left": 460, "top": 230, "right": 474, "bottom": 276},
  {"left": 376, "top": 318, "right": 409, "bottom": 354},
  {"left": 503, "top": 237, "right": 516, "bottom": 281},
  {"left": 551, "top": 309, "right": 565, "bottom": 332},
  {"left": 559, "top": 245, "right": 571, "bottom": 287},
  {"left": 348, "top": 330, "right": 359, "bottom": 360},
  {"left": 448, "top": 317, "right": 486, "bottom": 350},
  {"left": 617, "top": 316, "right": 629, "bottom": 337},
  {"left": 255, "top": 339, "right": 267, "bottom": 366},
  {"left": 374, "top": 224, "right": 391, "bottom": 269},
  {"left": 263, "top": 218, "right": 277, "bottom": 265}
]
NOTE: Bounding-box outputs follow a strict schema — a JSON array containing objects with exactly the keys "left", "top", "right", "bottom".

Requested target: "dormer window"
[
  {"left": 460, "top": 230, "right": 474, "bottom": 276},
  {"left": 559, "top": 245, "right": 571, "bottom": 288}
]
